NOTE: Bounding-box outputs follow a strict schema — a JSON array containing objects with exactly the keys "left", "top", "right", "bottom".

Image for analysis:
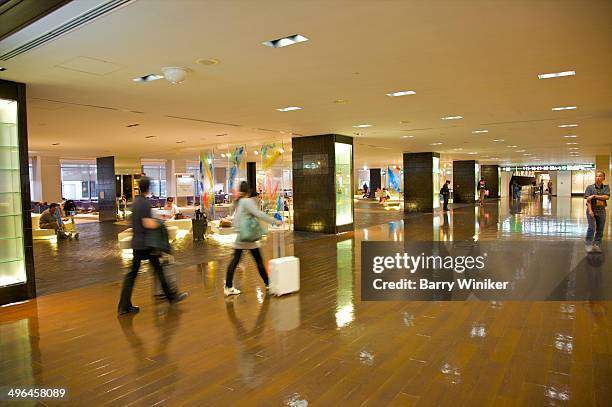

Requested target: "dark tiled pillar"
[
  {"left": 481, "top": 165, "right": 499, "bottom": 198},
  {"left": 292, "top": 134, "right": 354, "bottom": 234},
  {"left": 403, "top": 152, "right": 439, "bottom": 213},
  {"left": 247, "top": 162, "right": 256, "bottom": 193},
  {"left": 369, "top": 168, "right": 381, "bottom": 198},
  {"left": 96, "top": 157, "right": 117, "bottom": 222},
  {"left": 453, "top": 160, "right": 478, "bottom": 204}
]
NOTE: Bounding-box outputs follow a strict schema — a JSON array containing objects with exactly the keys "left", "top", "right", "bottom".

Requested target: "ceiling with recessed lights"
[{"left": 0, "top": 0, "right": 611, "bottom": 168}]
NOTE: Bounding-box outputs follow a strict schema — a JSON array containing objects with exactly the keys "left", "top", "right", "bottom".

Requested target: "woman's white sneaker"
[{"left": 224, "top": 287, "right": 241, "bottom": 296}]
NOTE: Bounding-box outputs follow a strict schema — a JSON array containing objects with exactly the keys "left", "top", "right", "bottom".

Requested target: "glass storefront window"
[
  {"left": 0, "top": 97, "right": 26, "bottom": 287},
  {"left": 335, "top": 142, "right": 352, "bottom": 226},
  {"left": 61, "top": 162, "right": 97, "bottom": 200},
  {"left": 142, "top": 165, "right": 166, "bottom": 198}
]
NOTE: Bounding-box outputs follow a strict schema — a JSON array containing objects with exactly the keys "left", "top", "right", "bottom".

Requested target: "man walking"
[
  {"left": 477, "top": 177, "right": 488, "bottom": 206},
  {"left": 585, "top": 170, "right": 609, "bottom": 253},
  {"left": 118, "top": 177, "right": 187, "bottom": 315},
  {"left": 441, "top": 180, "right": 451, "bottom": 211}
]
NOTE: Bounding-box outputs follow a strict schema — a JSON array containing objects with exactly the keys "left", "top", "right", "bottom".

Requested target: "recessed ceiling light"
[
  {"left": 51, "top": 142, "right": 60, "bottom": 146},
  {"left": 402, "top": 135, "right": 415, "bottom": 138},
  {"left": 132, "top": 74, "right": 164, "bottom": 83},
  {"left": 400, "top": 120, "right": 411, "bottom": 124},
  {"left": 334, "top": 99, "right": 349, "bottom": 104},
  {"left": 568, "top": 147, "right": 580, "bottom": 150},
  {"left": 386, "top": 90, "right": 416, "bottom": 97},
  {"left": 507, "top": 145, "right": 518, "bottom": 148},
  {"left": 566, "top": 142, "right": 578, "bottom": 145},
  {"left": 515, "top": 150, "right": 526, "bottom": 153},
  {"left": 196, "top": 58, "right": 220, "bottom": 66},
  {"left": 0, "top": 67, "right": 6, "bottom": 71},
  {"left": 538, "top": 70, "right": 575, "bottom": 79},
  {"left": 467, "top": 152, "right": 478, "bottom": 155},
  {"left": 490, "top": 157, "right": 500, "bottom": 160},
  {"left": 431, "top": 142, "right": 443, "bottom": 146},
  {"left": 441, "top": 116, "right": 463, "bottom": 120},
  {"left": 492, "top": 139, "right": 504, "bottom": 142},
  {"left": 563, "top": 135, "right": 577, "bottom": 138},
  {"left": 523, "top": 153, "right": 533, "bottom": 156},
  {"left": 263, "top": 34, "right": 309, "bottom": 48},
  {"left": 353, "top": 124, "right": 372, "bottom": 128},
  {"left": 558, "top": 124, "right": 578, "bottom": 128},
  {"left": 176, "top": 141, "right": 185, "bottom": 144},
  {"left": 552, "top": 106, "right": 577, "bottom": 111},
  {"left": 472, "top": 130, "right": 489, "bottom": 134},
  {"left": 144, "top": 135, "right": 156, "bottom": 139},
  {"left": 254, "top": 151, "right": 259, "bottom": 155},
  {"left": 276, "top": 106, "right": 302, "bottom": 112}
]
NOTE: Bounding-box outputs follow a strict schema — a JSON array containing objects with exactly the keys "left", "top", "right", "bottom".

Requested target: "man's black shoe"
[
  {"left": 171, "top": 292, "right": 188, "bottom": 304},
  {"left": 118, "top": 305, "right": 140, "bottom": 315}
]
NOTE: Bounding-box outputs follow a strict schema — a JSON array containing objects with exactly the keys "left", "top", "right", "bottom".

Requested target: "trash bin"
[{"left": 192, "top": 218, "right": 207, "bottom": 240}]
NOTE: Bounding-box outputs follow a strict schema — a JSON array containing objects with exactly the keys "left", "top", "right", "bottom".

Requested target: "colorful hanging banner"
[
  {"left": 388, "top": 165, "right": 401, "bottom": 192},
  {"left": 261, "top": 143, "right": 282, "bottom": 170},
  {"left": 228, "top": 145, "right": 246, "bottom": 194},
  {"left": 199, "top": 150, "right": 215, "bottom": 218}
]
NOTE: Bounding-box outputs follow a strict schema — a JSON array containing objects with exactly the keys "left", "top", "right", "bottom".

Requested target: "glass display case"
[
  {"left": 0, "top": 97, "right": 26, "bottom": 288},
  {"left": 335, "top": 142, "right": 353, "bottom": 226}
]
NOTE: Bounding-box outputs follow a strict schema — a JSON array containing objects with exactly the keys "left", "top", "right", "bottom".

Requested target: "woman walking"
[{"left": 224, "top": 182, "right": 282, "bottom": 296}]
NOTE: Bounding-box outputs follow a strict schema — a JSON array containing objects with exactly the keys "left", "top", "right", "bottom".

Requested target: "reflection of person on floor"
[
  {"left": 225, "top": 296, "right": 269, "bottom": 388},
  {"left": 118, "top": 177, "right": 188, "bottom": 315},
  {"left": 585, "top": 170, "right": 610, "bottom": 253},
  {"left": 224, "top": 182, "right": 282, "bottom": 296},
  {"left": 39, "top": 203, "right": 76, "bottom": 239}
]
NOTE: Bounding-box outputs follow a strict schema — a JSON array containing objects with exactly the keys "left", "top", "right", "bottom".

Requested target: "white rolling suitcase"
[{"left": 268, "top": 230, "right": 300, "bottom": 296}]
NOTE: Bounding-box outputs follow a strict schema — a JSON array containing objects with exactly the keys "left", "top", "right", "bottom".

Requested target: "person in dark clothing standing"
[
  {"left": 118, "top": 177, "right": 187, "bottom": 315},
  {"left": 585, "top": 170, "right": 610, "bottom": 253},
  {"left": 441, "top": 180, "right": 451, "bottom": 211},
  {"left": 477, "top": 177, "right": 488, "bottom": 206}
]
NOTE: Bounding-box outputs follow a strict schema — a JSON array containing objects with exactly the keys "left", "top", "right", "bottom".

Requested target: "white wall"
[
  {"left": 500, "top": 172, "right": 511, "bottom": 198},
  {"left": 33, "top": 156, "right": 61, "bottom": 203},
  {"left": 556, "top": 171, "right": 571, "bottom": 197}
]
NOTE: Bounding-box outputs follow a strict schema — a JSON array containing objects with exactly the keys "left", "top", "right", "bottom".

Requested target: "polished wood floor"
[{"left": 1, "top": 197, "right": 611, "bottom": 406}]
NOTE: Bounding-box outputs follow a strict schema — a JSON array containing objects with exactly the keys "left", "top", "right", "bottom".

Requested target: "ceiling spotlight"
[
  {"left": 132, "top": 74, "right": 163, "bottom": 83},
  {"left": 386, "top": 90, "right": 416, "bottom": 97},
  {"left": 263, "top": 34, "right": 309, "bottom": 48},
  {"left": 276, "top": 106, "right": 302, "bottom": 112},
  {"left": 431, "top": 142, "right": 443, "bottom": 146},
  {"left": 563, "top": 135, "right": 577, "bottom": 138},
  {"left": 552, "top": 106, "right": 577, "bottom": 111},
  {"left": 441, "top": 116, "right": 463, "bottom": 120},
  {"left": 558, "top": 124, "right": 578, "bottom": 128},
  {"left": 472, "top": 130, "right": 489, "bottom": 134},
  {"left": 492, "top": 139, "right": 504, "bottom": 142},
  {"left": 402, "top": 135, "right": 414, "bottom": 138},
  {"left": 162, "top": 67, "right": 188, "bottom": 84},
  {"left": 538, "top": 70, "right": 575, "bottom": 79},
  {"left": 353, "top": 124, "right": 372, "bottom": 128}
]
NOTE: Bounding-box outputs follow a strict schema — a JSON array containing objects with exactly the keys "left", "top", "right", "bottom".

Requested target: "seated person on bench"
[{"left": 39, "top": 203, "right": 77, "bottom": 239}]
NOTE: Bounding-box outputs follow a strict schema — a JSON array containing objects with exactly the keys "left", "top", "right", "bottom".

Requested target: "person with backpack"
[{"left": 224, "top": 181, "right": 282, "bottom": 296}]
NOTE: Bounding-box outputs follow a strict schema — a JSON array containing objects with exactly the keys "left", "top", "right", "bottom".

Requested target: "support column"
[
  {"left": 556, "top": 171, "right": 571, "bottom": 197},
  {"left": 292, "top": 134, "right": 354, "bottom": 233},
  {"left": 453, "top": 160, "right": 479, "bottom": 204},
  {"left": 596, "top": 153, "right": 611, "bottom": 182},
  {"left": 34, "top": 156, "right": 61, "bottom": 203},
  {"left": 247, "top": 162, "right": 256, "bottom": 193},
  {"left": 369, "top": 168, "right": 381, "bottom": 198},
  {"left": 481, "top": 165, "right": 500, "bottom": 198},
  {"left": 165, "top": 159, "right": 187, "bottom": 205},
  {"left": 96, "top": 156, "right": 117, "bottom": 222},
  {"left": 403, "top": 152, "right": 440, "bottom": 213},
  {"left": 500, "top": 171, "right": 511, "bottom": 198}
]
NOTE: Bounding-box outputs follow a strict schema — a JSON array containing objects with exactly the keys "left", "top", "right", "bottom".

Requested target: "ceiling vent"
[{"left": 0, "top": 0, "right": 133, "bottom": 61}]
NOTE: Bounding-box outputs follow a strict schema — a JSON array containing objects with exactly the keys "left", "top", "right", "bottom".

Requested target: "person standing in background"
[
  {"left": 441, "top": 180, "right": 451, "bottom": 211},
  {"left": 585, "top": 170, "right": 610, "bottom": 253},
  {"left": 477, "top": 177, "right": 487, "bottom": 206}
]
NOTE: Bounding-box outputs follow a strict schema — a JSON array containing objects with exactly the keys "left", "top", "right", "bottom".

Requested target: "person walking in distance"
[
  {"left": 441, "top": 180, "right": 451, "bottom": 211},
  {"left": 585, "top": 170, "right": 610, "bottom": 253},
  {"left": 224, "top": 182, "right": 282, "bottom": 296},
  {"left": 118, "top": 177, "right": 187, "bottom": 315},
  {"left": 477, "top": 177, "right": 488, "bottom": 206}
]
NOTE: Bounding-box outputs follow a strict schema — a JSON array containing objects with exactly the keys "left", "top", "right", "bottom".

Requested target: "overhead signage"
[{"left": 501, "top": 163, "right": 595, "bottom": 172}]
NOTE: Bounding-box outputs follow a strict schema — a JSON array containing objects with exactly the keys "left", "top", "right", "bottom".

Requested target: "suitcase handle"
[{"left": 271, "top": 229, "right": 285, "bottom": 258}]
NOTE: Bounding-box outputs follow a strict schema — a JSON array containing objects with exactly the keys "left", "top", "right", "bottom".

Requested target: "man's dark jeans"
[{"left": 118, "top": 249, "right": 175, "bottom": 310}]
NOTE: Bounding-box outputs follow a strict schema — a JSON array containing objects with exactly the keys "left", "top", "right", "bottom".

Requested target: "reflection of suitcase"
[
  {"left": 268, "top": 230, "right": 300, "bottom": 296},
  {"left": 192, "top": 218, "right": 207, "bottom": 240}
]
